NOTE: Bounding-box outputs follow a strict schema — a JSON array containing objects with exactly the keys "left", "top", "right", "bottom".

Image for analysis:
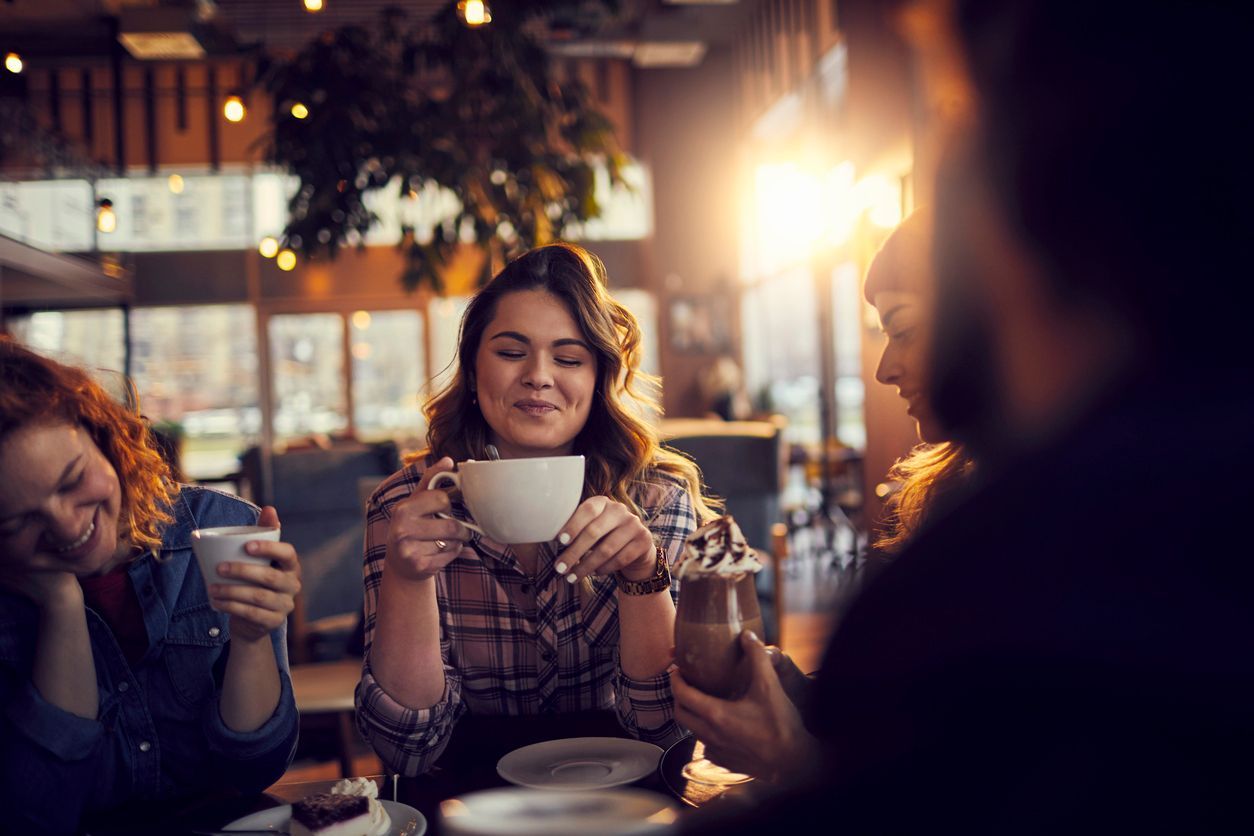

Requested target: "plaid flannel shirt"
[{"left": 354, "top": 461, "right": 696, "bottom": 776}]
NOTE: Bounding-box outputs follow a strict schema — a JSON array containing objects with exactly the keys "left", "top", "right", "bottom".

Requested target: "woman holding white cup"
[
  {"left": 358, "top": 243, "right": 719, "bottom": 776},
  {"left": 0, "top": 338, "right": 302, "bottom": 834}
]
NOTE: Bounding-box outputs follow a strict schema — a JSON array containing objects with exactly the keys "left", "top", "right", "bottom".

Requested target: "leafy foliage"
[{"left": 260, "top": 1, "right": 626, "bottom": 292}]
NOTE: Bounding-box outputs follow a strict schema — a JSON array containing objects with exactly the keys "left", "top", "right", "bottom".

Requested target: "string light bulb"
[
  {"left": 258, "top": 237, "right": 279, "bottom": 258},
  {"left": 303, "top": 0, "right": 324, "bottom": 12},
  {"left": 457, "top": 0, "right": 492, "bottom": 27},
  {"left": 223, "top": 94, "right": 246, "bottom": 123},
  {"left": 167, "top": 174, "right": 185, "bottom": 194},
  {"left": 276, "top": 249, "right": 297, "bottom": 271},
  {"left": 3, "top": 52, "right": 23, "bottom": 74},
  {"left": 290, "top": 102, "right": 309, "bottom": 119},
  {"left": 96, "top": 199, "right": 117, "bottom": 234}
]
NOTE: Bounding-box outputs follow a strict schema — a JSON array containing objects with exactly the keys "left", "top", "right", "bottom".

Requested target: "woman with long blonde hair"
[
  {"left": 865, "top": 208, "right": 976, "bottom": 554},
  {"left": 671, "top": 208, "right": 977, "bottom": 785},
  {"left": 356, "top": 243, "right": 717, "bottom": 776}
]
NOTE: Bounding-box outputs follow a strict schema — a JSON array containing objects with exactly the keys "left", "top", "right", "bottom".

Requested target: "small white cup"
[
  {"left": 430, "top": 456, "right": 585, "bottom": 544},
  {"left": 191, "top": 525, "right": 281, "bottom": 605}
]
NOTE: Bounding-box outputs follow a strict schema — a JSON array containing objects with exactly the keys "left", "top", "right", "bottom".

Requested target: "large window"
[
  {"left": 831, "top": 262, "right": 866, "bottom": 451},
  {"left": 742, "top": 268, "right": 823, "bottom": 446},
  {"left": 350, "top": 309, "right": 426, "bottom": 443},
  {"left": 129, "top": 305, "right": 261, "bottom": 480},
  {"left": 5, "top": 309, "right": 126, "bottom": 377},
  {"left": 427, "top": 296, "right": 471, "bottom": 396},
  {"left": 268, "top": 313, "right": 348, "bottom": 441}
]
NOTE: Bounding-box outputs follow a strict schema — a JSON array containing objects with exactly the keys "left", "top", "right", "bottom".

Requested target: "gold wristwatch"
[{"left": 617, "top": 546, "right": 672, "bottom": 596}]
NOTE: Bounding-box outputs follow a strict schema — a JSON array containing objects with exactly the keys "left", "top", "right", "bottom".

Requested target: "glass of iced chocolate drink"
[{"left": 673, "top": 516, "right": 764, "bottom": 700}]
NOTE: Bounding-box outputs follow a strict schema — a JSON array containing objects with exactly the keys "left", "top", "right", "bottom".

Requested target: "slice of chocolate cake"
[{"left": 290, "top": 793, "right": 371, "bottom": 836}]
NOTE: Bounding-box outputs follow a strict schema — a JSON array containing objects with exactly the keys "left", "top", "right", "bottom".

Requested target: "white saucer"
[
  {"left": 222, "top": 799, "right": 425, "bottom": 835},
  {"left": 496, "top": 737, "right": 663, "bottom": 790},
  {"left": 440, "top": 787, "right": 678, "bottom": 836}
]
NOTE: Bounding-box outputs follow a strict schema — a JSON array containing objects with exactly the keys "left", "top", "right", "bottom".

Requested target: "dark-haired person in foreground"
[{"left": 684, "top": 0, "right": 1253, "bottom": 831}]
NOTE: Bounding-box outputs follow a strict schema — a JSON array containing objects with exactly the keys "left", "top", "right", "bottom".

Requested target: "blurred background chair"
[
  {"left": 660, "top": 416, "right": 789, "bottom": 644},
  {"left": 239, "top": 437, "right": 398, "bottom": 778},
  {"left": 240, "top": 438, "right": 398, "bottom": 663}
]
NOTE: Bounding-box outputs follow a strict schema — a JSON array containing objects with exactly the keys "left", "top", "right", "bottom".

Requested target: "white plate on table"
[
  {"left": 440, "top": 787, "right": 678, "bottom": 836},
  {"left": 496, "top": 737, "right": 663, "bottom": 791},
  {"left": 221, "top": 799, "right": 425, "bottom": 835}
]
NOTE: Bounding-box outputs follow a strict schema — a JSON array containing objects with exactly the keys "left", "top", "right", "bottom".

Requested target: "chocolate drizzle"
[{"left": 674, "top": 515, "right": 762, "bottom": 579}]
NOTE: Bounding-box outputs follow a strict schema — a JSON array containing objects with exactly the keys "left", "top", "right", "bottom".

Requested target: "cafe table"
[{"left": 81, "top": 712, "right": 761, "bottom": 835}]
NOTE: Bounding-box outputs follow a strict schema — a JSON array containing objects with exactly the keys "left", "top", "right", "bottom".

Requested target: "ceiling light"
[
  {"left": 290, "top": 102, "right": 309, "bottom": 119},
  {"left": 457, "top": 0, "right": 492, "bottom": 27},
  {"left": 96, "top": 199, "right": 117, "bottom": 234},
  {"left": 223, "top": 94, "right": 246, "bottom": 123},
  {"left": 633, "top": 42, "right": 707, "bottom": 68},
  {"left": 167, "top": 174, "right": 185, "bottom": 194},
  {"left": 304, "top": 0, "right": 325, "bottom": 12},
  {"left": 259, "top": 237, "right": 280, "bottom": 258},
  {"left": 116, "top": 8, "right": 206, "bottom": 60},
  {"left": 3, "top": 53, "right": 23, "bottom": 74},
  {"left": 276, "top": 249, "right": 297, "bottom": 271}
]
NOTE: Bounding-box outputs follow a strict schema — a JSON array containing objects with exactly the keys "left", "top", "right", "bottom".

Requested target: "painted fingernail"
[
  {"left": 565, "top": 573, "right": 578, "bottom": 584},
  {"left": 558, "top": 532, "right": 571, "bottom": 545},
  {"left": 555, "top": 562, "right": 568, "bottom": 574}
]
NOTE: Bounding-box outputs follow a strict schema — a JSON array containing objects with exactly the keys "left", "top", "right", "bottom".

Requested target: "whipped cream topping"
[
  {"left": 330, "top": 777, "right": 389, "bottom": 835},
  {"left": 673, "top": 515, "right": 763, "bottom": 579}
]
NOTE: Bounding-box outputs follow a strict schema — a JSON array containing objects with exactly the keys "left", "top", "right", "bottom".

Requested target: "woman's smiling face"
[
  {"left": 873, "top": 290, "right": 944, "bottom": 443},
  {"left": 0, "top": 421, "right": 128, "bottom": 578},
  {"left": 473, "top": 289, "right": 599, "bottom": 459}
]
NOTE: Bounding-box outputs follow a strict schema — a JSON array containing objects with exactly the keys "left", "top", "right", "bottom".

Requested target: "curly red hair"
[{"left": 0, "top": 337, "right": 178, "bottom": 553}]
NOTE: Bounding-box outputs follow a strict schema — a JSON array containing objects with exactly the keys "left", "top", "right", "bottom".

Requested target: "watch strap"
[{"left": 617, "top": 546, "right": 672, "bottom": 596}]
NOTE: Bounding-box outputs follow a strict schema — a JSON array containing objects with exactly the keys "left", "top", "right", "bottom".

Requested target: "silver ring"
[{"left": 434, "top": 539, "right": 448, "bottom": 552}]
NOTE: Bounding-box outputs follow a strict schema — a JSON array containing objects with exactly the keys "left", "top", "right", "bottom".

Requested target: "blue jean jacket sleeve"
[
  {"left": 201, "top": 622, "right": 300, "bottom": 792},
  {"left": 1, "top": 675, "right": 106, "bottom": 836}
]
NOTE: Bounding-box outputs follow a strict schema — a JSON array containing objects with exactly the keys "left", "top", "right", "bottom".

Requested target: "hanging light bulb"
[
  {"left": 290, "top": 102, "right": 309, "bottom": 119},
  {"left": 96, "top": 199, "right": 117, "bottom": 234},
  {"left": 223, "top": 94, "right": 246, "bottom": 123},
  {"left": 303, "top": 0, "right": 324, "bottom": 12},
  {"left": 276, "top": 249, "right": 297, "bottom": 271},
  {"left": 3, "top": 52, "right": 23, "bottom": 74},
  {"left": 258, "top": 236, "right": 280, "bottom": 258},
  {"left": 457, "top": 0, "right": 492, "bottom": 27},
  {"left": 167, "top": 174, "right": 185, "bottom": 194}
]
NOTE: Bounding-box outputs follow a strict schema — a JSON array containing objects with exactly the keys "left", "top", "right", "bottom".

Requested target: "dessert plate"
[
  {"left": 496, "top": 737, "right": 663, "bottom": 790},
  {"left": 221, "top": 799, "right": 425, "bottom": 835},
  {"left": 440, "top": 787, "right": 677, "bottom": 835}
]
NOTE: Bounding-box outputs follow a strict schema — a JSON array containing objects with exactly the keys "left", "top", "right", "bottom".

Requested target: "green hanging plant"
[{"left": 259, "top": 1, "right": 627, "bottom": 293}]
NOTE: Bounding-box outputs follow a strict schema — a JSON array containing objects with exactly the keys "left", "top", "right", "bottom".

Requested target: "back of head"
[{"left": 951, "top": 0, "right": 1249, "bottom": 378}]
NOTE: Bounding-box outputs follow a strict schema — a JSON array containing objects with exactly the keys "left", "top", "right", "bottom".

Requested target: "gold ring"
[{"left": 434, "top": 539, "right": 448, "bottom": 551}]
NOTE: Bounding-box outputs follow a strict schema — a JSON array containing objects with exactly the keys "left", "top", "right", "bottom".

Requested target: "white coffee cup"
[
  {"left": 190, "top": 525, "right": 281, "bottom": 605},
  {"left": 429, "top": 455, "right": 585, "bottom": 544}
]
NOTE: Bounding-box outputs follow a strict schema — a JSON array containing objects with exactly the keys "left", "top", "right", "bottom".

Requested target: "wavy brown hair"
[
  {"left": 422, "top": 242, "right": 719, "bottom": 522},
  {"left": 0, "top": 337, "right": 178, "bottom": 553},
  {"left": 877, "top": 441, "right": 975, "bottom": 554}
]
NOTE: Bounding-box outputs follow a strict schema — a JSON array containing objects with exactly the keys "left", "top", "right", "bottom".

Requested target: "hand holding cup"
[
  {"left": 384, "top": 457, "right": 473, "bottom": 582},
  {"left": 194, "top": 506, "right": 301, "bottom": 643}
]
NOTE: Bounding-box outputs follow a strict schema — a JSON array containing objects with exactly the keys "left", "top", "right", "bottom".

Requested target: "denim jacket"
[{"left": 0, "top": 486, "right": 299, "bottom": 836}]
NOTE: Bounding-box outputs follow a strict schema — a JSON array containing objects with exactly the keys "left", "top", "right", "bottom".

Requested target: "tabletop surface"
[{"left": 80, "top": 712, "right": 759, "bottom": 836}]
